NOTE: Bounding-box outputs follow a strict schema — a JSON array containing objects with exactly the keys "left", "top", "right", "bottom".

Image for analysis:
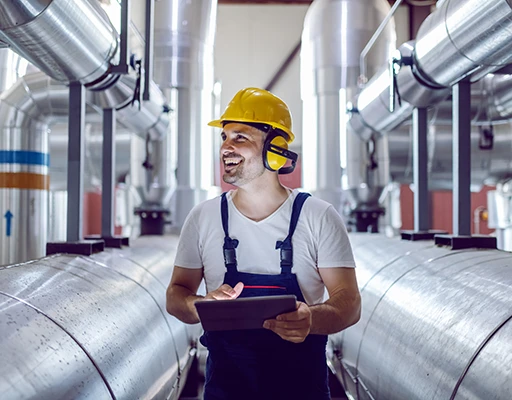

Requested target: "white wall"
[
  {"left": 214, "top": 4, "right": 309, "bottom": 149},
  {"left": 214, "top": 2, "right": 410, "bottom": 150}
]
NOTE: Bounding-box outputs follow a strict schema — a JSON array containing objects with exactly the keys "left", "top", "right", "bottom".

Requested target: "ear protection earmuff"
[{"left": 262, "top": 130, "right": 298, "bottom": 175}]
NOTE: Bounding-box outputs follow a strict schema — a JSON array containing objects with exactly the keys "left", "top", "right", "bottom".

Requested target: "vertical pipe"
[
  {"left": 452, "top": 80, "right": 471, "bottom": 236},
  {"left": 413, "top": 107, "right": 429, "bottom": 231},
  {"left": 102, "top": 108, "right": 116, "bottom": 237},
  {"left": 67, "top": 82, "right": 86, "bottom": 242}
]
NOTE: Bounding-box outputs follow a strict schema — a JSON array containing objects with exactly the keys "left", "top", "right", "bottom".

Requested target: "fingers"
[
  {"left": 205, "top": 282, "right": 244, "bottom": 300},
  {"left": 263, "top": 302, "right": 311, "bottom": 343}
]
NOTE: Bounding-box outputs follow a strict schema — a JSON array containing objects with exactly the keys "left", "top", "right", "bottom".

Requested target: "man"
[{"left": 166, "top": 87, "right": 361, "bottom": 400}]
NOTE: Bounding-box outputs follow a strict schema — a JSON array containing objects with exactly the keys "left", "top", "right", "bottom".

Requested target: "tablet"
[{"left": 195, "top": 294, "right": 297, "bottom": 331}]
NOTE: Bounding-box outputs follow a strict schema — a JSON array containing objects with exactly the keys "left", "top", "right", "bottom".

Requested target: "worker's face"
[{"left": 220, "top": 123, "right": 266, "bottom": 186}]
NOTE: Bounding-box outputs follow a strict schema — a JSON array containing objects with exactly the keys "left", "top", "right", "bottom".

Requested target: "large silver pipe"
[
  {"left": 329, "top": 233, "right": 512, "bottom": 400},
  {"left": 301, "top": 0, "right": 396, "bottom": 213},
  {"left": 415, "top": 0, "right": 512, "bottom": 88},
  {"left": 0, "top": 70, "right": 167, "bottom": 264},
  {"left": 0, "top": 0, "right": 169, "bottom": 140},
  {"left": 153, "top": 0, "right": 218, "bottom": 229},
  {"left": 0, "top": 235, "right": 201, "bottom": 400},
  {"left": 0, "top": 73, "right": 61, "bottom": 265},
  {"left": 350, "top": 0, "right": 512, "bottom": 140},
  {"left": 0, "top": 0, "right": 118, "bottom": 85}
]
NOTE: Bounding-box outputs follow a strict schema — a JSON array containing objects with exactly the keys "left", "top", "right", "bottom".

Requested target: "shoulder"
[
  {"left": 185, "top": 195, "right": 223, "bottom": 223},
  {"left": 292, "top": 189, "right": 332, "bottom": 214}
]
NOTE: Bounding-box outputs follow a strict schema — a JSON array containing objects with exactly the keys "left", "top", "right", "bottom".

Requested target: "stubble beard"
[{"left": 223, "top": 160, "right": 265, "bottom": 186}]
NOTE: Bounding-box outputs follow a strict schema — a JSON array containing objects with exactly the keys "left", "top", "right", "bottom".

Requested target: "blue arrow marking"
[{"left": 4, "top": 210, "right": 13, "bottom": 237}]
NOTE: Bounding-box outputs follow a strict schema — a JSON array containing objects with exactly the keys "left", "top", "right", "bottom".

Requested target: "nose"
[{"left": 220, "top": 137, "right": 234, "bottom": 154}]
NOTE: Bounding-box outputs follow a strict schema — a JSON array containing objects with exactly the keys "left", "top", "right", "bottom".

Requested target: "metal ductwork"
[
  {"left": 0, "top": 48, "right": 28, "bottom": 92},
  {"left": 385, "top": 72, "right": 512, "bottom": 191},
  {"left": 0, "top": 73, "right": 65, "bottom": 265},
  {"left": 350, "top": 0, "right": 512, "bottom": 140},
  {"left": 388, "top": 120, "right": 512, "bottom": 192},
  {"left": 300, "top": 0, "right": 395, "bottom": 232},
  {"left": 0, "top": 0, "right": 171, "bottom": 142},
  {"left": 0, "top": 68, "right": 169, "bottom": 265},
  {"left": 0, "top": 0, "right": 118, "bottom": 86},
  {"left": 329, "top": 233, "right": 512, "bottom": 400},
  {"left": 0, "top": 0, "right": 173, "bottom": 249},
  {"left": 153, "top": 0, "right": 219, "bottom": 230},
  {"left": 0, "top": 235, "right": 202, "bottom": 400}
]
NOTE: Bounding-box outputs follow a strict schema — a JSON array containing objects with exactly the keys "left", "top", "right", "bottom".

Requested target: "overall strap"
[
  {"left": 276, "top": 192, "right": 311, "bottom": 274},
  {"left": 221, "top": 192, "right": 239, "bottom": 272}
]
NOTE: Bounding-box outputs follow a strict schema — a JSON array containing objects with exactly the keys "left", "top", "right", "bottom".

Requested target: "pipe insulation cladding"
[
  {"left": 329, "top": 233, "right": 512, "bottom": 400},
  {"left": 349, "top": 0, "right": 512, "bottom": 141},
  {"left": 0, "top": 235, "right": 202, "bottom": 400}
]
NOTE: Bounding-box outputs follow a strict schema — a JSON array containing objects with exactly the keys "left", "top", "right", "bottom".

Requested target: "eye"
[
  {"left": 235, "top": 134, "right": 246, "bottom": 141},
  {"left": 221, "top": 132, "right": 226, "bottom": 141}
]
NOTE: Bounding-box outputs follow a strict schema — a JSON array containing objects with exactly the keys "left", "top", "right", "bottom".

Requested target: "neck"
[{"left": 231, "top": 175, "right": 290, "bottom": 221}]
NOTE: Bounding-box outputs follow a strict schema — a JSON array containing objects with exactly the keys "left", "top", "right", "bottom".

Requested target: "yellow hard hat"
[{"left": 208, "top": 87, "right": 295, "bottom": 143}]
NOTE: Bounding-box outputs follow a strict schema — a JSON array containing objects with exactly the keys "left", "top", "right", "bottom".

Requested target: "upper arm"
[
  {"left": 168, "top": 266, "right": 203, "bottom": 295},
  {"left": 318, "top": 267, "right": 360, "bottom": 303}
]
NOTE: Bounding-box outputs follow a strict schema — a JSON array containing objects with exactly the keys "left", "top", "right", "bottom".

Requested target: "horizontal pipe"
[
  {"left": 0, "top": 0, "right": 118, "bottom": 85},
  {"left": 332, "top": 233, "right": 512, "bottom": 400}
]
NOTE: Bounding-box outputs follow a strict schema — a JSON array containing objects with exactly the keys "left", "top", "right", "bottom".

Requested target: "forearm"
[
  {"left": 309, "top": 289, "right": 361, "bottom": 335},
  {"left": 166, "top": 283, "right": 205, "bottom": 324}
]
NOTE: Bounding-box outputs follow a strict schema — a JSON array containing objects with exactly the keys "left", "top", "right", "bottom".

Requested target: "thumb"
[{"left": 232, "top": 282, "right": 244, "bottom": 298}]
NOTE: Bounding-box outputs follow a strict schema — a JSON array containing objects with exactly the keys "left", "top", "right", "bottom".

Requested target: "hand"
[
  {"left": 263, "top": 301, "right": 312, "bottom": 343},
  {"left": 204, "top": 282, "right": 244, "bottom": 300}
]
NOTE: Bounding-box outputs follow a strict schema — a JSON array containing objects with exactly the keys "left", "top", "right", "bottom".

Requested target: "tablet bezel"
[{"left": 194, "top": 294, "right": 297, "bottom": 331}]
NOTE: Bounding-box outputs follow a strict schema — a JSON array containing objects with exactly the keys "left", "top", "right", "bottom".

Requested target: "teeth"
[{"left": 224, "top": 158, "right": 242, "bottom": 166}]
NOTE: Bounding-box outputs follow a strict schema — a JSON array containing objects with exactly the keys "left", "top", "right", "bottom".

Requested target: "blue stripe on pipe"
[{"left": 0, "top": 151, "right": 50, "bottom": 166}]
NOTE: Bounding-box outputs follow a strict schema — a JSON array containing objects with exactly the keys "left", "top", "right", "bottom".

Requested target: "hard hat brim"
[{"left": 207, "top": 118, "right": 295, "bottom": 143}]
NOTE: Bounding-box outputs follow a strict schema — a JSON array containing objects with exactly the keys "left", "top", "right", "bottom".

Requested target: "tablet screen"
[{"left": 194, "top": 294, "right": 297, "bottom": 331}]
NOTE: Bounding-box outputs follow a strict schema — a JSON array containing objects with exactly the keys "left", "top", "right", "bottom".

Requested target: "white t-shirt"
[{"left": 174, "top": 189, "right": 356, "bottom": 305}]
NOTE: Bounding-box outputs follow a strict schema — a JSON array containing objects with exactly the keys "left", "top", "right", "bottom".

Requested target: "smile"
[{"left": 223, "top": 157, "right": 243, "bottom": 171}]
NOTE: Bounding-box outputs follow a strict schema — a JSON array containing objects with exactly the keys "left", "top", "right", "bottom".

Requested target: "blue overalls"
[{"left": 200, "top": 192, "right": 330, "bottom": 400}]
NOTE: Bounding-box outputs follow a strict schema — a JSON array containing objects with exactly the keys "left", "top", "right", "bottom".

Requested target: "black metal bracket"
[
  {"left": 434, "top": 234, "right": 497, "bottom": 250},
  {"left": 111, "top": 0, "right": 130, "bottom": 75},
  {"left": 46, "top": 240, "right": 105, "bottom": 256},
  {"left": 143, "top": 0, "right": 154, "bottom": 101},
  {"left": 85, "top": 235, "right": 130, "bottom": 249},
  {"left": 401, "top": 230, "right": 447, "bottom": 241}
]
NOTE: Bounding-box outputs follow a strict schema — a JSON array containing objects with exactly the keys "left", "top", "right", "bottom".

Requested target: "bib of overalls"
[{"left": 200, "top": 192, "right": 330, "bottom": 400}]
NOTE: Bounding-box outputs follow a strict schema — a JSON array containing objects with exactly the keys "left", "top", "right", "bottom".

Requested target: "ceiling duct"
[
  {"left": 0, "top": 0, "right": 169, "bottom": 140},
  {"left": 0, "top": 0, "right": 117, "bottom": 86}
]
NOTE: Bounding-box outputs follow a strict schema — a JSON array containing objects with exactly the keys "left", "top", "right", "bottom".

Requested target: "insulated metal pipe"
[
  {"left": 349, "top": 0, "right": 512, "bottom": 140},
  {"left": 153, "top": 0, "right": 218, "bottom": 228},
  {"left": 0, "top": 0, "right": 118, "bottom": 85},
  {"left": 414, "top": 0, "right": 512, "bottom": 88},
  {"left": 0, "top": 70, "right": 168, "bottom": 264},
  {"left": 301, "top": 0, "right": 396, "bottom": 213},
  {"left": 0, "top": 235, "right": 200, "bottom": 400},
  {"left": 329, "top": 233, "right": 512, "bottom": 400}
]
